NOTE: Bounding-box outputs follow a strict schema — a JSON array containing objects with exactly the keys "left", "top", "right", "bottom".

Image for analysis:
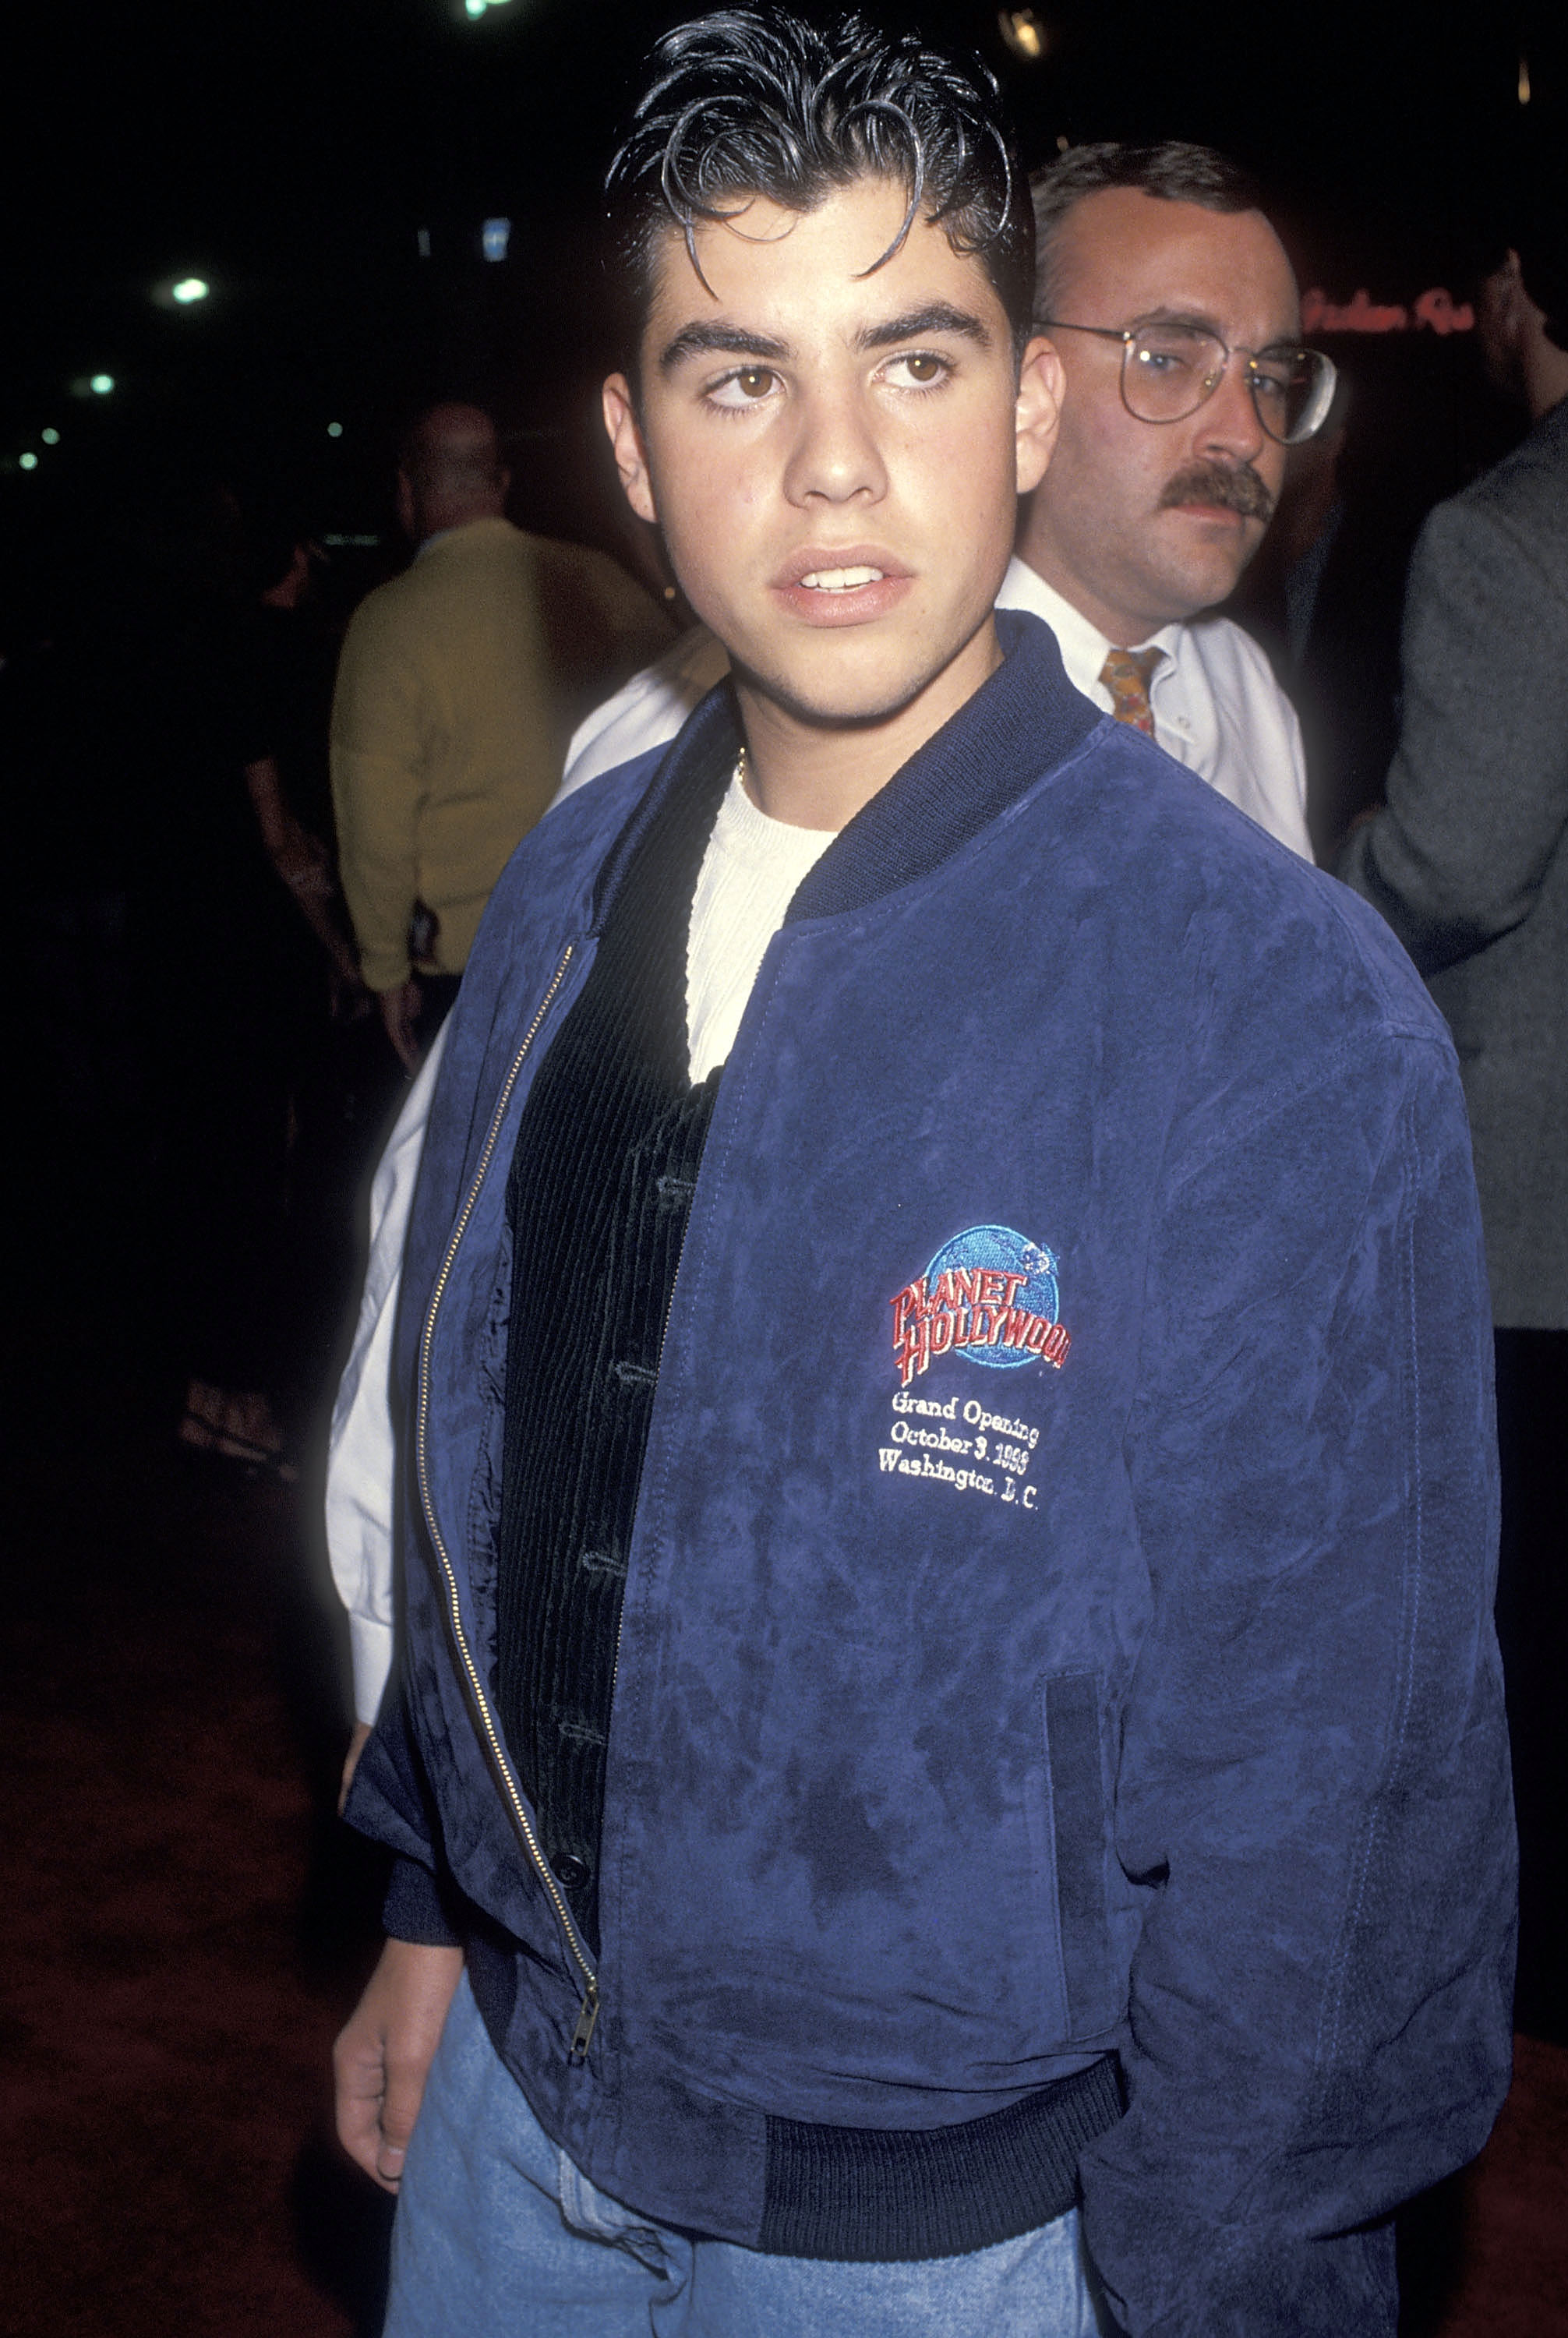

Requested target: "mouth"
[
  {"left": 771, "top": 546, "right": 913, "bottom": 627},
  {"left": 797, "top": 563, "right": 887, "bottom": 592}
]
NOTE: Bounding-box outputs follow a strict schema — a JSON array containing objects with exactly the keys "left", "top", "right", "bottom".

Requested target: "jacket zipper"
[{"left": 414, "top": 942, "right": 602, "bottom": 2064}]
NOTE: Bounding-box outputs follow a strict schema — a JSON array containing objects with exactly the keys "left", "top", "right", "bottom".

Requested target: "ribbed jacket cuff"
[{"left": 382, "top": 1853, "right": 462, "bottom": 1947}]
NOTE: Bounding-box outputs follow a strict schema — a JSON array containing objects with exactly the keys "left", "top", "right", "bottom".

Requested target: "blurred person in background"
[
  {"left": 232, "top": 521, "right": 380, "bottom": 1418},
  {"left": 1015, "top": 141, "right": 1331, "bottom": 860},
  {"left": 330, "top": 401, "right": 673, "bottom": 1071},
  {"left": 1339, "top": 183, "right": 1568, "bottom": 2043},
  {"left": 238, "top": 523, "right": 363, "bottom": 1001},
  {"left": 95, "top": 479, "right": 315, "bottom": 1477}
]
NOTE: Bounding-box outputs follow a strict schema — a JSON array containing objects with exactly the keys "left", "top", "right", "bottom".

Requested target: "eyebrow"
[
  {"left": 1132, "top": 305, "right": 1229, "bottom": 337},
  {"left": 657, "top": 299, "right": 994, "bottom": 376},
  {"left": 855, "top": 302, "right": 994, "bottom": 352},
  {"left": 658, "top": 322, "right": 790, "bottom": 373},
  {"left": 1132, "top": 305, "right": 1303, "bottom": 349}
]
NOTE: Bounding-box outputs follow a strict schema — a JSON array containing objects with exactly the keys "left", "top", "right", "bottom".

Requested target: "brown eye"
[
  {"left": 737, "top": 368, "right": 773, "bottom": 397},
  {"left": 885, "top": 351, "right": 948, "bottom": 389}
]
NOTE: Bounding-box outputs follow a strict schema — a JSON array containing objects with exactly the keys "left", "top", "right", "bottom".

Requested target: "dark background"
[{"left": 2, "top": 0, "right": 1563, "bottom": 606}]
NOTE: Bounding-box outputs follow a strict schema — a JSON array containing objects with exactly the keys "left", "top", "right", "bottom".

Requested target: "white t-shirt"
[
  {"left": 327, "top": 569, "right": 1311, "bottom": 1717},
  {"left": 687, "top": 770, "right": 835, "bottom": 1081}
]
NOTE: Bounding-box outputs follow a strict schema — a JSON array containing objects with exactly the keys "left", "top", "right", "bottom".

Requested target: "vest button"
[{"left": 553, "top": 1851, "right": 592, "bottom": 1892}]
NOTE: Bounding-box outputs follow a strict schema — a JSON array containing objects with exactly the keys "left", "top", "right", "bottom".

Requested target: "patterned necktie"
[{"left": 1099, "top": 646, "right": 1163, "bottom": 736}]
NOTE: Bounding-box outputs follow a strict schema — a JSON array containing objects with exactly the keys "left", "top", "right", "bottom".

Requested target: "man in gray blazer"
[{"left": 1340, "top": 206, "right": 1567, "bottom": 2042}]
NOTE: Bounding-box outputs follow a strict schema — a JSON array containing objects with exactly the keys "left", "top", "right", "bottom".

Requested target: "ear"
[
  {"left": 602, "top": 375, "right": 658, "bottom": 525},
  {"left": 1014, "top": 336, "right": 1064, "bottom": 495}
]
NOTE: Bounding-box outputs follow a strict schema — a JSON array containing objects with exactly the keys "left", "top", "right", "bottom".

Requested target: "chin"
[
  {"left": 740, "top": 636, "right": 976, "bottom": 733},
  {"left": 1161, "top": 556, "right": 1249, "bottom": 620},
  {"left": 766, "top": 677, "right": 937, "bottom": 731}
]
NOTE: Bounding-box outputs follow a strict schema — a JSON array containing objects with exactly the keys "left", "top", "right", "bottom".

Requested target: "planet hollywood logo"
[{"left": 889, "top": 1224, "right": 1070, "bottom": 1389}]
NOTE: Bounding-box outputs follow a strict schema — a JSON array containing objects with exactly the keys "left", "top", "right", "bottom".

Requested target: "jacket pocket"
[{"left": 1040, "top": 1671, "right": 1116, "bottom": 2040}]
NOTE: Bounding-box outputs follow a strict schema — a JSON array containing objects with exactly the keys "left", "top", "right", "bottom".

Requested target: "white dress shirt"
[
  {"left": 997, "top": 562, "right": 1312, "bottom": 860},
  {"left": 327, "top": 563, "right": 1311, "bottom": 1716}
]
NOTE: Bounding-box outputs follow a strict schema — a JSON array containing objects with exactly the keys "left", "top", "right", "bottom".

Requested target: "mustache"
[{"left": 1159, "top": 462, "right": 1275, "bottom": 523}]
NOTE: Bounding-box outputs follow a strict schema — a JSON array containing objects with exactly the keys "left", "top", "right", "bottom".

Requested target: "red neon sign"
[{"left": 1301, "top": 287, "right": 1474, "bottom": 335}]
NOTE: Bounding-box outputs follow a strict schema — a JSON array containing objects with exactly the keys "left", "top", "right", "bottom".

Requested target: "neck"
[
  {"left": 734, "top": 618, "right": 1004, "bottom": 832},
  {"left": 418, "top": 503, "right": 502, "bottom": 544},
  {"left": 1523, "top": 334, "right": 1568, "bottom": 423},
  {"left": 1014, "top": 526, "right": 1158, "bottom": 652}
]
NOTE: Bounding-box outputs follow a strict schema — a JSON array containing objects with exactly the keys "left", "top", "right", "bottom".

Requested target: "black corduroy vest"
[{"left": 496, "top": 745, "right": 731, "bottom": 1954}]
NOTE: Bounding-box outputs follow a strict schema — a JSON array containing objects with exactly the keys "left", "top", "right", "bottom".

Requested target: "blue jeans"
[{"left": 387, "top": 1976, "right": 1108, "bottom": 2337}]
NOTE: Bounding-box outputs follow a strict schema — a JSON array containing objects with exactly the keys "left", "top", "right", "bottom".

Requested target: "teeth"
[{"left": 799, "top": 566, "right": 885, "bottom": 591}]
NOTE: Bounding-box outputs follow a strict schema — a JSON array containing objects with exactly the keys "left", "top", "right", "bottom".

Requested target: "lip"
[
  {"left": 768, "top": 542, "right": 915, "bottom": 627},
  {"left": 1164, "top": 497, "right": 1255, "bottom": 527}
]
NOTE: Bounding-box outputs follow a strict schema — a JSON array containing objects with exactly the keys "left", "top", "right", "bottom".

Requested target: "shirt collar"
[{"left": 1000, "top": 556, "right": 1184, "bottom": 703}]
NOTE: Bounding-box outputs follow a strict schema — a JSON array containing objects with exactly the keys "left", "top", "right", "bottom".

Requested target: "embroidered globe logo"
[{"left": 927, "top": 1225, "right": 1060, "bottom": 1370}]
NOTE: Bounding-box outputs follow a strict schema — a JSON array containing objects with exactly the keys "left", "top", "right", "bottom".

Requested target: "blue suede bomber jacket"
[{"left": 346, "top": 614, "right": 1515, "bottom": 2335}]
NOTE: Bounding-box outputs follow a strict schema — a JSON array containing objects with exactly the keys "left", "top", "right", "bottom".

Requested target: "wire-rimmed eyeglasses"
[{"left": 1036, "top": 317, "right": 1339, "bottom": 447}]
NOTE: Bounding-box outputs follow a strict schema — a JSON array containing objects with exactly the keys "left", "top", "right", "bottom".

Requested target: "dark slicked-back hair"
[
  {"left": 1029, "top": 141, "right": 1264, "bottom": 323},
  {"left": 605, "top": 9, "right": 1035, "bottom": 361}
]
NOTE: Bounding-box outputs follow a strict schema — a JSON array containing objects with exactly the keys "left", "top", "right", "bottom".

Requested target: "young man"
[
  {"left": 334, "top": 15, "right": 1513, "bottom": 2333},
  {"left": 550, "top": 141, "right": 1328, "bottom": 857}
]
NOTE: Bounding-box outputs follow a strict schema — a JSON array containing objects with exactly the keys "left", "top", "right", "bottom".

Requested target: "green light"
[
  {"left": 90, "top": 373, "right": 115, "bottom": 395},
  {"left": 171, "top": 277, "right": 210, "bottom": 304},
  {"left": 41, "top": 427, "right": 60, "bottom": 445},
  {"left": 327, "top": 421, "right": 344, "bottom": 438},
  {"left": 19, "top": 452, "right": 38, "bottom": 470},
  {"left": 464, "top": 0, "right": 486, "bottom": 15}
]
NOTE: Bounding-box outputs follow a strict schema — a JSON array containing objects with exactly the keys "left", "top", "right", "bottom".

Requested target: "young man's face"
[
  {"left": 604, "top": 175, "right": 1059, "bottom": 743},
  {"left": 1019, "top": 187, "right": 1299, "bottom": 645}
]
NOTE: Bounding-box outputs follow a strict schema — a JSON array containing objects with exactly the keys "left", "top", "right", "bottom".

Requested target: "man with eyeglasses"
[{"left": 1015, "top": 141, "right": 1333, "bottom": 862}]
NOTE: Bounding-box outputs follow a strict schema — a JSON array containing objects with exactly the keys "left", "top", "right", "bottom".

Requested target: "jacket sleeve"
[
  {"left": 1338, "top": 493, "right": 1568, "bottom": 973},
  {"left": 343, "top": 1690, "right": 463, "bottom": 1948},
  {"left": 1079, "top": 1033, "right": 1515, "bottom": 2336},
  {"left": 330, "top": 596, "right": 431, "bottom": 994}
]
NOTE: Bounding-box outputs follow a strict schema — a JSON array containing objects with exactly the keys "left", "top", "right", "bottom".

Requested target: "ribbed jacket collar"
[{"left": 591, "top": 612, "right": 1101, "bottom": 933}]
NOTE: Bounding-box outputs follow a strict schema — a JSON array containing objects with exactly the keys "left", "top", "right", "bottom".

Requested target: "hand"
[
  {"left": 380, "top": 979, "right": 423, "bottom": 1074},
  {"left": 338, "top": 1719, "right": 374, "bottom": 1816},
  {"left": 334, "top": 1937, "right": 464, "bottom": 2191},
  {"left": 329, "top": 962, "right": 373, "bottom": 1023}
]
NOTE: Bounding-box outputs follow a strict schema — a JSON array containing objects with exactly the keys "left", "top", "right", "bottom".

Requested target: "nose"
[
  {"left": 1193, "top": 355, "right": 1266, "bottom": 464},
  {"left": 782, "top": 376, "right": 888, "bottom": 508}
]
